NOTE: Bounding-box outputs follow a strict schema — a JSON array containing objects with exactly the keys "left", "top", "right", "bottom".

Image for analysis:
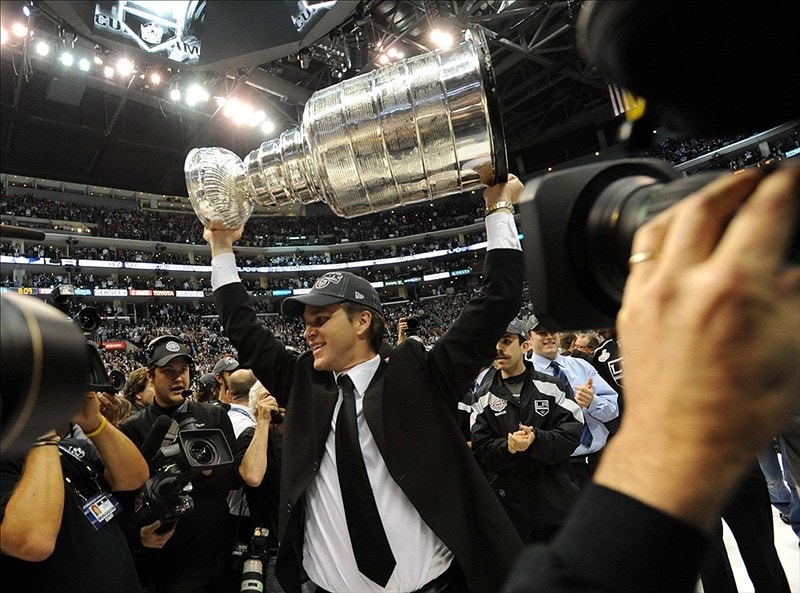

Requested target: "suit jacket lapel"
[{"left": 363, "top": 360, "right": 387, "bottom": 455}]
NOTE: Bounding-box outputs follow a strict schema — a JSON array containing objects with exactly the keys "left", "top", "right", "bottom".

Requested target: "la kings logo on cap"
[
  {"left": 165, "top": 340, "right": 181, "bottom": 352},
  {"left": 314, "top": 272, "right": 343, "bottom": 289}
]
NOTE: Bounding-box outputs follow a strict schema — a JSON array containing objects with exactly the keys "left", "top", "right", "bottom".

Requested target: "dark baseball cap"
[
  {"left": 282, "top": 271, "right": 383, "bottom": 317},
  {"left": 197, "top": 373, "right": 217, "bottom": 394},
  {"left": 525, "top": 314, "right": 540, "bottom": 333},
  {"left": 147, "top": 337, "right": 194, "bottom": 367},
  {"left": 213, "top": 357, "right": 239, "bottom": 375},
  {"left": 505, "top": 318, "right": 528, "bottom": 339}
]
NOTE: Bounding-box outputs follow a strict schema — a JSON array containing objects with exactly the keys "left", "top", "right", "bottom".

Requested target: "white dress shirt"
[{"left": 303, "top": 355, "right": 453, "bottom": 592}]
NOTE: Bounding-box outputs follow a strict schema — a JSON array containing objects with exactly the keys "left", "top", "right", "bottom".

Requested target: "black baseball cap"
[
  {"left": 147, "top": 337, "right": 194, "bottom": 367},
  {"left": 505, "top": 318, "right": 528, "bottom": 339},
  {"left": 198, "top": 373, "right": 217, "bottom": 393},
  {"left": 282, "top": 271, "right": 383, "bottom": 317},
  {"left": 213, "top": 357, "right": 239, "bottom": 375}
]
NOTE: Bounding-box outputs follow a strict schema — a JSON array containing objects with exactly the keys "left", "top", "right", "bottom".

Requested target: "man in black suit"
[{"left": 204, "top": 175, "right": 525, "bottom": 593}]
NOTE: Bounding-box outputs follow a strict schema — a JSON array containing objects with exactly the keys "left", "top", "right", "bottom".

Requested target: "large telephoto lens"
[
  {"left": 1, "top": 293, "right": 88, "bottom": 454},
  {"left": 519, "top": 158, "right": 723, "bottom": 329}
]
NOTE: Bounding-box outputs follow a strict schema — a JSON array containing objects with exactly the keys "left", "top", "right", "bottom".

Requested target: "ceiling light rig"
[{"left": 3, "top": 5, "right": 284, "bottom": 135}]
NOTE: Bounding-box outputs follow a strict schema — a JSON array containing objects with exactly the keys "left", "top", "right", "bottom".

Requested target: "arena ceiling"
[{"left": 0, "top": 1, "right": 618, "bottom": 198}]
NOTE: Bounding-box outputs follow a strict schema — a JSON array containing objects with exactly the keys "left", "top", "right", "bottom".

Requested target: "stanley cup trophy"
[{"left": 185, "top": 28, "right": 506, "bottom": 228}]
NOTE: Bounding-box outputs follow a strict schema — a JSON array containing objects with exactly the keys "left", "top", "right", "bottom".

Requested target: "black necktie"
[
  {"left": 335, "top": 374, "right": 396, "bottom": 586},
  {"left": 551, "top": 361, "right": 593, "bottom": 447}
]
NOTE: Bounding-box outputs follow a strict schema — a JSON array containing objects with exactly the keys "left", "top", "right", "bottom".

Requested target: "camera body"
[
  {"left": 134, "top": 414, "right": 234, "bottom": 529},
  {"left": 405, "top": 316, "right": 421, "bottom": 335}
]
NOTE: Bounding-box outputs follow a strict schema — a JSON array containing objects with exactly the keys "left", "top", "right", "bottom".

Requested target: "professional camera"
[
  {"left": 405, "top": 316, "right": 421, "bottom": 335},
  {"left": 1, "top": 288, "right": 126, "bottom": 455},
  {"left": 237, "top": 527, "right": 271, "bottom": 593},
  {"left": 134, "top": 413, "right": 234, "bottom": 530},
  {"left": 520, "top": 1, "right": 799, "bottom": 330},
  {"left": 49, "top": 284, "right": 127, "bottom": 392}
]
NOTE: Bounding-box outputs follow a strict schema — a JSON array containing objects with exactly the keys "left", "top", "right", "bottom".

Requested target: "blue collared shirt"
[{"left": 529, "top": 352, "right": 619, "bottom": 455}]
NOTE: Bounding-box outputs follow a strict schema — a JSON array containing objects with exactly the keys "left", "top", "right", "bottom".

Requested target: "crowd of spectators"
[
  {"left": 642, "top": 128, "right": 798, "bottom": 172},
  {"left": 1, "top": 191, "right": 484, "bottom": 246},
  {"left": 88, "top": 286, "right": 488, "bottom": 378}
]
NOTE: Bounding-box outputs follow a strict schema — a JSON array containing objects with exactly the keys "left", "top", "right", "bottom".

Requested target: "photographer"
[
  {"left": 1, "top": 390, "right": 149, "bottom": 592},
  {"left": 503, "top": 164, "right": 800, "bottom": 592},
  {"left": 118, "top": 336, "right": 239, "bottom": 593}
]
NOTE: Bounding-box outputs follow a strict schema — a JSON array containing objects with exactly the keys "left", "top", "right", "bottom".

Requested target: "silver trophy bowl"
[{"left": 185, "top": 28, "right": 506, "bottom": 228}]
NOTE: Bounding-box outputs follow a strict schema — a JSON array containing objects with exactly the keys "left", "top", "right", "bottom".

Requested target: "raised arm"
[{"left": 73, "top": 391, "right": 149, "bottom": 491}]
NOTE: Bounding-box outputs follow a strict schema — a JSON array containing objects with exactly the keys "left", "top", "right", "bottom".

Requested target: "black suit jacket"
[{"left": 214, "top": 248, "right": 525, "bottom": 593}]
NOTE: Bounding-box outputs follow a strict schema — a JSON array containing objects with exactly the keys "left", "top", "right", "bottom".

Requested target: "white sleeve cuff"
[
  {"left": 485, "top": 210, "right": 522, "bottom": 251},
  {"left": 211, "top": 252, "right": 241, "bottom": 290}
]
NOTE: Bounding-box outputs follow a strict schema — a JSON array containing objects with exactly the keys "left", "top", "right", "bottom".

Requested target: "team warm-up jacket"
[
  {"left": 214, "top": 248, "right": 525, "bottom": 593},
  {"left": 471, "top": 365, "right": 584, "bottom": 531}
]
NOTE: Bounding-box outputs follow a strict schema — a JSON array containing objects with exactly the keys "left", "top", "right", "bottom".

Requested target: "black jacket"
[
  {"left": 214, "top": 248, "right": 525, "bottom": 593},
  {"left": 471, "top": 366, "right": 583, "bottom": 531}
]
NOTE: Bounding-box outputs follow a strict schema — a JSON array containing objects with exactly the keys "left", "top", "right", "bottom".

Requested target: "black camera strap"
[{"left": 161, "top": 400, "right": 190, "bottom": 447}]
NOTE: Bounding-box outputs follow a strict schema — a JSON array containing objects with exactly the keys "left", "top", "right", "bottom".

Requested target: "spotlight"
[
  {"left": 261, "top": 120, "right": 275, "bottom": 136},
  {"left": 59, "top": 52, "right": 74, "bottom": 67},
  {"left": 185, "top": 83, "right": 209, "bottom": 107},
  {"left": 35, "top": 40, "right": 49, "bottom": 56},
  {"left": 116, "top": 58, "right": 134, "bottom": 77},
  {"left": 11, "top": 22, "right": 28, "bottom": 38},
  {"left": 103, "top": 65, "right": 114, "bottom": 78},
  {"left": 429, "top": 28, "right": 455, "bottom": 49},
  {"left": 22, "top": 3, "right": 32, "bottom": 18},
  {"left": 169, "top": 85, "right": 181, "bottom": 101},
  {"left": 78, "top": 58, "right": 91, "bottom": 72}
]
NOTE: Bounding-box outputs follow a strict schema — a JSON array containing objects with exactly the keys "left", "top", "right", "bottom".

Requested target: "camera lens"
[
  {"left": 75, "top": 307, "right": 101, "bottom": 333},
  {"left": 1, "top": 293, "right": 88, "bottom": 455},
  {"left": 186, "top": 438, "right": 217, "bottom": 465},
  {"left": 406, "top": 317, "right": 420, "bottom": 331}
]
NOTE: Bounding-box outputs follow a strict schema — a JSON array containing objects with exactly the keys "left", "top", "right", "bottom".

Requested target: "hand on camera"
[
  {"left": 141, "top": 520, "right": 176, "bottom": 548},
  {"left": 597, "top": 164, "right": 800, "bottom": 530},
  {"left": 72, "top": 391, "right": 104, "bottom": 435}
]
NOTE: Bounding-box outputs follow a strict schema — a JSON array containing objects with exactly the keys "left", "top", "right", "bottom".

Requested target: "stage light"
[
  {"left": 261, "top": 120, "right": 275, "bottom": 136},
  {"left": 78, "top": 58, "right": 91, "bottom": 72},
  {"left": 35, "top": 40, "right": 50, "bottom": 56},
  {"left": 169, "top": 85, "right": 181, "bottom": 101},
  {"left": 430, "top": 28, "right": 455, "bottom": 49},
  {"left": 12, "top": 22, "right": 28, "bottom": 38},
  {"left": 116, "top": 58, "right": 134, "bottom": 77},
  {"left": 103, "top": 65, "right": 114, "bottom": 78},
  {"left": 59, "top": 52, "right": 74, "bottom": 67},
  {"left": 185, "top": 83, "right": 209, "bottom": 107}
]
